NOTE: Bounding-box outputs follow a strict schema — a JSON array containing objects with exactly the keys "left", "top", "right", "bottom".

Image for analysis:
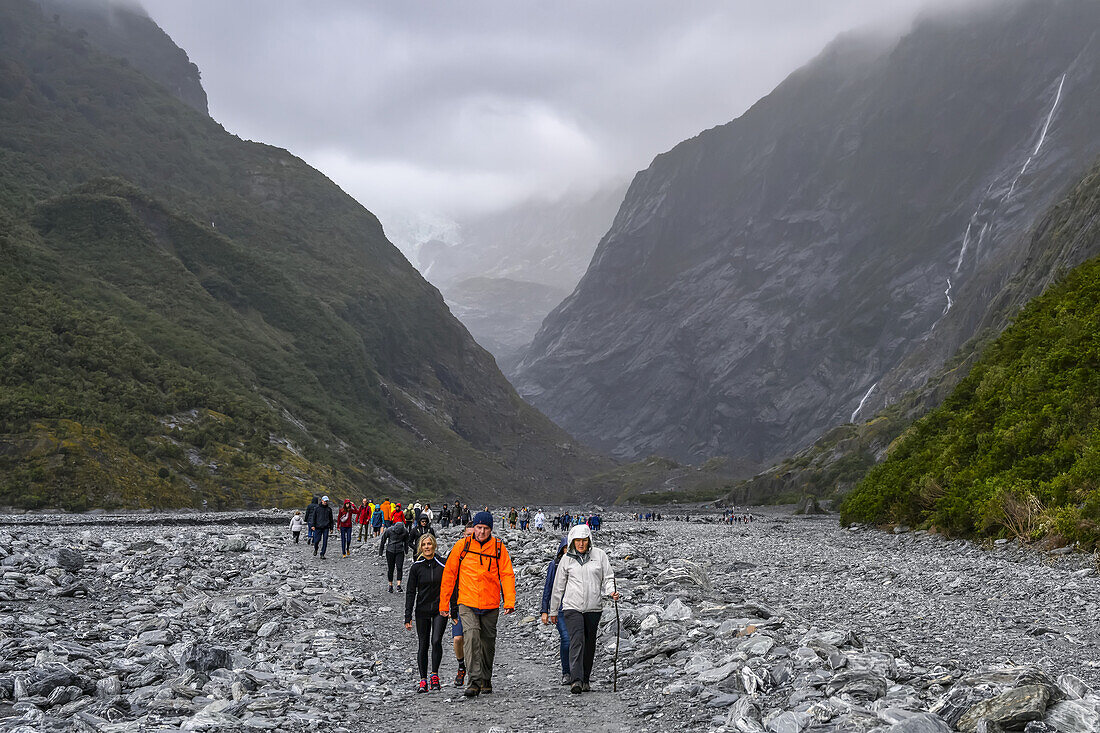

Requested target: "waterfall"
[
  {"left": 930, "top": 71, "right": 1069, "bottom": 332},
  {"left": 851, "top": 382, "right": 878, "bottom": 423}
]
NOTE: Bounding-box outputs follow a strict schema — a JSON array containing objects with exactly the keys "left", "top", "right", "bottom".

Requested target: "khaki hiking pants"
[{"left": 458, "top": 605, "right": 499, "bottom": 687}]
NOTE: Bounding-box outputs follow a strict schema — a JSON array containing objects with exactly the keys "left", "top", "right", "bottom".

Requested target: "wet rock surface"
[{"left": 0, "top": 510, "right": 1096, "bottom": 731}]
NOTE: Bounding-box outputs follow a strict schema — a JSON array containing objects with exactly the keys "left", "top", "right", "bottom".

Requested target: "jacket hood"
[
  {"left": 418, "top": 516, "right": 431, "bottom": 527},
  {"left": 567, "top": 524, "right": 591, "bottom": 544}
]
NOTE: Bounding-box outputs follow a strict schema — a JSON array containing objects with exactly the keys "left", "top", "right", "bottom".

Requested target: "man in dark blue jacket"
[
  {"left": 305, "top": 496, "right": 318, "bottom": 543},
  {"left": 311, "top": 496, "right": 334, "bottom": 559},
  {"left": 539, "top": 537, "right": 572, "bottom": 684}
]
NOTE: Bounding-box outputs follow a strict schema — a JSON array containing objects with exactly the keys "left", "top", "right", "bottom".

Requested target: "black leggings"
[
  {"left": 386, "top": 551, "right": 405, "bottom": 583},
  {"left": 416, "top": 614, "right": 447, "bottom": 678}
]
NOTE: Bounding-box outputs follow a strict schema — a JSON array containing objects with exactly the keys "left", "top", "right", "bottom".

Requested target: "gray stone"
[
  {"left": 824, "top": 670, "right": 890, "bottom": 702},
  {"left": 1043, "top": 699, "right": 1100, "bottom": 732},
  {"left": 958, "top": 685, "right": 1051, "bottom": 732},
  {"left": 888, "top": 713, "right": 953, "bottom": 733},
  {"left": 50, "top": 548, "right": 84, "bottom": 573},
  {"left": 180, "top": 643, "right": 233, "bottom": 673}
]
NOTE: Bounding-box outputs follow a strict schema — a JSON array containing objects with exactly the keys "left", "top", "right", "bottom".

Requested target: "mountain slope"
[
  {"left": 839, "top": 165, "right": 1100, "bottom": 546},
  {"left": 0, "top": 0, "right": 607, "bottom": 509},
  {"left": 723, "top": 158, "right": 1100, "bottom": 507},
  {"left": 515, "top": 0, "right": 1100, "bottom": 466}
]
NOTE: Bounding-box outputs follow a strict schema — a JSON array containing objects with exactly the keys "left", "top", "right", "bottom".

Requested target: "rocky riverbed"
[{"left": 0, "top": 509, "right": 1097, "bottom": 732}]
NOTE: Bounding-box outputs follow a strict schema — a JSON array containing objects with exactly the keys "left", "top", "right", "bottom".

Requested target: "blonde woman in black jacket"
[{"left": 405, "top": 534, "right": 447, "bottom": 693}]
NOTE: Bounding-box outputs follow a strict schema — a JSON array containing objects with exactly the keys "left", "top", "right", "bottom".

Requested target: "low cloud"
[{"left": 140, "top": 0, "right": 967, "bottom": 220}]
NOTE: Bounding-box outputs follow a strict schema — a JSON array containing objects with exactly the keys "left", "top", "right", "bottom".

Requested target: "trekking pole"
[{"left": 612, "top": 575, "right": 620, "bottom": 692}]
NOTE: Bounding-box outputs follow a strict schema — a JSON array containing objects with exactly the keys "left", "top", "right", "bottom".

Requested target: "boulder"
[
  {"left": 180, "top": 642, "right": 233, "bottom": 673},
  {"left": 958, "top": 685, "right": 1052, "bottom": 732}
]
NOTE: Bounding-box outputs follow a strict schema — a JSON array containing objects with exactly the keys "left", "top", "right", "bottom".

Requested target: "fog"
[{"left": 139, "top": 0, "right": 976, "bottom": 222}]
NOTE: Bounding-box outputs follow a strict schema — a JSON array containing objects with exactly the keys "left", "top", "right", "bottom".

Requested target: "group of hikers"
[
  {"left": 550, "top": 512, "right": 602, "bottom": 531},
  {"left": 288, "top": 498, "right": 618, "bottom": 697}
]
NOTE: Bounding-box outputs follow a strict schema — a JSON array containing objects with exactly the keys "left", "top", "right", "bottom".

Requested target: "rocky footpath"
[{"left": 0, "top": 510, "right": 1097, "bottom": 732}]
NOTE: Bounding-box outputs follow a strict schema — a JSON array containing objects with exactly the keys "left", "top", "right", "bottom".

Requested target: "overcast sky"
[{"left": 140, "top": 1, "right": 953, "bottom": 223}]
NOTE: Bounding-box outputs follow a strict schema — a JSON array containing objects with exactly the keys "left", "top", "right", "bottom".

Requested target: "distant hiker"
[
  {"left": 337, "top": 500, "right": 356, "bottom": 558},
  {"left": 423, "top": 503, "right": 433, "bottom": 523},
  {"left": 311, "top": 496, "right": 334, "bottom": 559},
  {"left": 460, "top": 504, "right": 471, "bottom": 525},
  {"left": 440, "top": 503, "right": 452, "bottom": 529},
  {"left": 392, "top": 503, "right": 406, "bottom": 526},
  {"left": 406, "top": 533, "right": 448, "bottom": 693},
  {"left": 520, "top": 507, "right": 531, "bottom": 531},
  {"left": 408, "top": 514, "right": 436, "bottom": 555},
  {"left": 371, "top": 505, "right": 384, "bottom": 536},
  {"left": 357, "top": 499, "right": 371, "bottom": 541},
  {"left": 453, "top": 500, "right": 462, "bottom": 524},
  {"left": 450, "top": 522, "right": 475, "bottom": 687},
  {"left": 379, "top": 516, "right": 409, "bottom": 593},
  {"left": 404, "top": 507, "right": 415, "bottom": 532},
  {"left": 305, "top": 496, "right": 319, "bottom": 542},
  {"left": 414, "top": 502, "right": 423, "bottom": 521},
  {"left": 508, "top": 507, "right": 518, "bottom": 530},
  {"left": 289, "top": 511, "right": 304, "bottom": 544},
  {"left": 541, "top": 536, "right": 572, "bottom": 684},
  {"left": 550, "top": 524, "right": 619, "bottom": 694},
  {"left": 382, "top": 500, "right": 393, "bottom": 527},
  {"left": 534, "top": 510, "right": 545, "bottom": 532},
  {"left": 439, "top": 512, "right": 516, "bottom": 697}
]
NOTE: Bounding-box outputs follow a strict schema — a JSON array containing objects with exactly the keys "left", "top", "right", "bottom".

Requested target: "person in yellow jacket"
[{"left": 439, "top": 511, "right": 515, "bottom": 697}]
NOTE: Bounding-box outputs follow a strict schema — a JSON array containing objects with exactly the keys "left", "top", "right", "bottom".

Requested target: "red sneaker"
[
  {"left": 417, "top": 679, "right": 428, "bottom": 694},
  {"left": 430, "top": 674, "right": 441, "bottom": 691}
]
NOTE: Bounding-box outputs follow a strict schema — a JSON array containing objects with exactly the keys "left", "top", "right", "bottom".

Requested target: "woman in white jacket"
[
  {"left": 289, "top": 511, "right": 304, "bottom": 544},
  {"left": 549, "top": 524, "right": 619, "bottom": 694}
]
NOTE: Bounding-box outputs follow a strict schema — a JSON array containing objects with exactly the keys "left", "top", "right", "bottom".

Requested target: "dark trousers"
[
  {"left": 563, "top": 610, "right": 601, "bottom": 684},
  {"left": 292, "top": 531, "right": 300, "bottom": 544},
  {"left": 458, "top": 605, "right": 499, "bottom": 687},
  {"left": 358, "top": 523, "right": 369, "bottom": 540},
  {"left": 415, "top": 614, "right": 447, "bottom": 678},
  {"left": 555, "top": 612, "right": 571, "bottom": 675},
  {"left": 340, "top": 526, "right": 353, "bottom": 554},
  {"left": 313, "top": 528, "right": 329, "bottom": 556},
  {"left": 386, "top": 551, "right": 405, "bottom": 583}
]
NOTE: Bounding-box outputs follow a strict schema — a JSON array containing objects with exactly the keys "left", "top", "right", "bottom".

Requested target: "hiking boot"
[
  {"left": 463, "top": 683, "right": 481, "bottom": 698},
  {"left": 396, "top": 585, "right": 403, "bottom": 593},
  {"left": 581, "top": 681, "right": 591, "bottom": 692},
  {"left": 388, "top": 585, "right": 393, "bottom": 594},
  {"left": 561, "top": 674, "right": 571, "bottom": 685},
  {"left": 570, "top": 682, "right": 582, "bottom": 694},
  {"left": 417, "top": 679, "right": 427, "bottom": 694},
  {"left": 313, "top": 546, "right": 318, "bottom": 556},
  {"left": 430, "top": 674, "right": 440, "bottom": 691},
  {"left": 481, "top": 682, "right": 492, "bottom": 694},
  {"left": 454, "top": 668, "right": 466, "bottom": 687},
  {"left": 319, "top": 554, "right": 326, "bottom": 559}
]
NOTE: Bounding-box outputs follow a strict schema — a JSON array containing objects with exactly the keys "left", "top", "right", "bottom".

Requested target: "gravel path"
[
  {"left": 312, "top": 526, "right": 637, "bottom": 732},
  {"left": 703, "top": 514, "right": 1100, "bottom": 687},
  {"left": 0, "top": 510, "right": 1097, "bottom": 732}
]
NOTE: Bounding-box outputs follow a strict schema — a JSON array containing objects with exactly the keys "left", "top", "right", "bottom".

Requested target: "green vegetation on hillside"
[
  {"left": 841, "top": 254, "right": 1100, "bottom": 546},
  {"left": 0, "top": 0, "right": 607, "bottom": 509}
]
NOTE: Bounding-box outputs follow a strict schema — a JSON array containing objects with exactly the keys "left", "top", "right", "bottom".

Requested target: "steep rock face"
[{"left": 516, "top": 0, "right": 1100, "bottom": 465}]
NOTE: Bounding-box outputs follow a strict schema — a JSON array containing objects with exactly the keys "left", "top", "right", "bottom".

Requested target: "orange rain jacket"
[
  {"left": 381, "top": 501, "right": 392, "bottom": 521},
  {"left": 439, "top": 534, "right": 516, "bottom": 614}
]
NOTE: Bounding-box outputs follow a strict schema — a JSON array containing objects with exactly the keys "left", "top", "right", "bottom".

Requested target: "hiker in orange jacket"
[
  {"left": 382, "top": 500, "right": 393, "bottom": 526},
  {"left": 439, "top": 511, "right": 515, "bottom": 697}
]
